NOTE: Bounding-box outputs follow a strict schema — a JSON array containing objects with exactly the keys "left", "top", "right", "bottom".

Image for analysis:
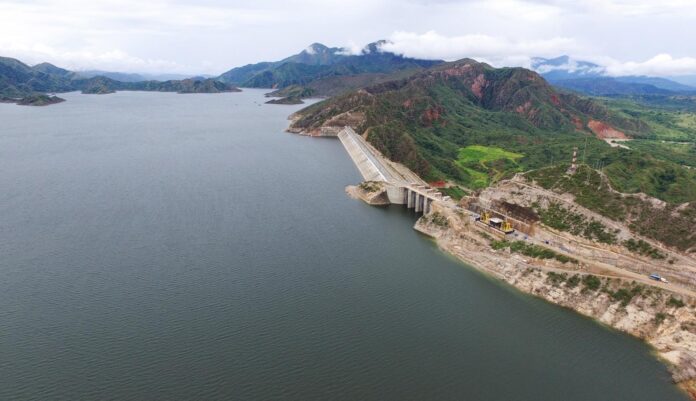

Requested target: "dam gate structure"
[{"left": 336, "top": 126, "right": 449, "bottom": 215}]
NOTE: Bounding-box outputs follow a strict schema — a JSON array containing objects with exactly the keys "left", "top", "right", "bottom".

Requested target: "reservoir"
[{"left": 0, "top": 90, "right": 689, "bottom": 401}]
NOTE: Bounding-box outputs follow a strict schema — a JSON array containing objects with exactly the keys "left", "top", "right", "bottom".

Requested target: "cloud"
[
  {"left": 0, "top": 42, "right": 187, "bottom": 74},
  {"left": 604, "top": 54, "right": 696, "bottom": 77},
  {"left": 533, "top": 59, "right": 604, "bottom": 75},
  {"left": 563, "top": 0, "right": 696, "bottom": 17},
  {"left": 379, "top": 31, "right": 577, "bottom": 67},
  {"left": 0, "top": 0, "right": 695, "bottom": 76}
]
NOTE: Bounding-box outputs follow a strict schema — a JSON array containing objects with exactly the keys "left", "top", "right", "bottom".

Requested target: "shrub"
[
  {"left": 566, "top": 274, "right": 581, "bottom": 288},
  {"left": 623, "top": 238, "right": 666, "bottom": 259},
  {"left": 490, "top": 240, "right": 577, "bottom": 264},
  {"left": 582, "top": 275, "right": 601, "bottom": 291},
  {"left": 358, "top": 181, "right": 381, "bottom": 192},
  {"left": 428, "top": 212, "right": 449, "bottom": 227},
  {"left": 546, "top": 272, "right": 568, "bottom": 286},
  {"left": 538, "top": 203, "right": 617, "bottom": 244},
  {"left": 654, "top": 312, "right": 667, "bottom": 325},
  {"left": 667, "top": 297, "right": 685, "bottom": 308},
  {"left": 609, "top": 285, "right": 643, "bottom": 306}
]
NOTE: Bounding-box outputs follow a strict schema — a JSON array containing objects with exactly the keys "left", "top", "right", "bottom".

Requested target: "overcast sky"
[{"left": 2, "top": 0, "right": 695, "bottom": 76}]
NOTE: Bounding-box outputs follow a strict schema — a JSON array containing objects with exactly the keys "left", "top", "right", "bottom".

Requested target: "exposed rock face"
[
  {"left": 470, "top": 73, "right": 486, "bottom": 99},
  {"left": 588, "top": 119, "right": 630, "bottom": 139}
]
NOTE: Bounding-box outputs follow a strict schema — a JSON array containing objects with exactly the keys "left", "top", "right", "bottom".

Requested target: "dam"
[{"left": 336, "top": 126, "right": 450, "bottom": 214}]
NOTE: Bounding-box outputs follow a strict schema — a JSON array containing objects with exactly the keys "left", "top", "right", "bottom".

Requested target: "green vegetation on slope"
[
  {"left": 536, "top": 202, "right": 618, "bottom": 244},
  {"left": 491, "top": 239, "right": 577, "bottom": 264},
  {"left": 292, "top": 59, "right": 651, "bottom": 183},
  {"left": 527, "top": 165, "right": 696, "bottom": 251},
  {"left": 456, "top": 145, "right": 523, "bottom": 188},
  {"left": 292, "top": 59, "right": 696, "bottom": 250},
  {"left": 602, "top": 97, "right": 696, "bottom": 141},
  {"left": 623, "top": 238, "right": 666, "bottom": 260},
  {"left": 218, "top": 41, "right": 442, "bottom": 91},
  {"left": 438, "top": 185, "right": 468, "bottom": 200}
]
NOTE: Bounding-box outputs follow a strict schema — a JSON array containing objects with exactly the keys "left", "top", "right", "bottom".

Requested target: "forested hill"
[
  {"left": 217, "top": 41, "right": 443, "bottom": 94},
  {"left": 290, "top": 58, "right": 696, "bottom": 206}
]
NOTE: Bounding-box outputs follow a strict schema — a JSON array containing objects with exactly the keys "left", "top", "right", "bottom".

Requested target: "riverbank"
[{"left": 410, "top": 201, "right": 696, "bottom": 399}]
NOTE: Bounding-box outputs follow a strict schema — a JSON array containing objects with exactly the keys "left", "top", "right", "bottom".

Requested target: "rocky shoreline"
[
  {"left": 416, "top": 201, "right": 696, "bottom": 399},
  {"left": 348, "top": 183, "right": 696, "bottom": 399}
]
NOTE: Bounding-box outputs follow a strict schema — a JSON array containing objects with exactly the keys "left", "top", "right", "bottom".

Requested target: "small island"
[
  {"left": 9, "top": 94, "right": 66, "bottom": 106},
  {"left": 265, "top": 96, "right": 303, "bottom": 105}
]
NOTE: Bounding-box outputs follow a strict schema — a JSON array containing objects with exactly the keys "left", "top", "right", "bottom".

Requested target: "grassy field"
[
  {"left": 457, "top": 145, "right": 524, "bottom": 165},
  {"left": 455, "top": 145, "right": 523, "bottom": 188}
]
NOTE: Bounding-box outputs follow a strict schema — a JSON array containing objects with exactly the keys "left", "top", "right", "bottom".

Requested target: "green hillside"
[
  {"left": 291, "top": 59, "right": 696, "bottom": 206},
  {"left": 217, "top": 41, "right": 442, "bottom": 94}
]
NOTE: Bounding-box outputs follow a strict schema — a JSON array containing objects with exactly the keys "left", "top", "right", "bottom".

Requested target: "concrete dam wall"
[{"left": 337, "top": 128, "right": 388, "bottom": 182}]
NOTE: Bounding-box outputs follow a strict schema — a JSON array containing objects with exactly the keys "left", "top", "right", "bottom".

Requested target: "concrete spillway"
[
  {"left": 337, "top": 126, "right": 450, "bottom": 214},
  {"left": 337, "top": 128, "right": 389, "bottom": 182}
]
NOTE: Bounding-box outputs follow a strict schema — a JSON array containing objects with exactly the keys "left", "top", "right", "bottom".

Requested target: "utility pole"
[
  {"left": 566, "top": 146, "right": 578, "bottom": 175},
  {"left": 583, "top": 137, "right": 588, "bottom": 166}
]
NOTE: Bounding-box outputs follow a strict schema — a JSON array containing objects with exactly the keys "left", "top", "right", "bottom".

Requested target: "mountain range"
[
  {"left": 290, "top": 56, "right": 696, "bottom": 211},
  {"left": 217, "top": 41, "right": 443, "bottom": 99},
  {"left": 291, "top": 58, "right": 648, "bottom": 183},
  {"left": 1, "top": 41, "right": 443, "bottom": 105},
  {"left": 531, "top": 55, "right": 696, "bottom": 96},
  {"left": 0, "top": 56, "right": 238, "bottom": 104}
]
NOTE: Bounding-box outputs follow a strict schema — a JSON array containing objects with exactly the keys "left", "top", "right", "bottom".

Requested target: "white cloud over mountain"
[
  {"left": 380, "top": 31, "right": 577, "bottom": 68},
  {"left": 604, "top": 54, "right": 696, "bottom": 77},
  {"left": 0, "top": 0, "right": 694, "bottom": 76}
]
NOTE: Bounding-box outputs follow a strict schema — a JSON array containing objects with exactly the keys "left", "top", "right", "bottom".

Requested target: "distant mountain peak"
[
  {"left": 531, "top": 55, "right": 603, "bottom": 77},
  {"left": 532, "top": 55, "right": 696, "bottom": 94},
  {"left": 32, "top": 62, "right": 72, "bottom": 77},
  {"left": 532, "top": 55, "right": 571, "bottom": 66},
  {"left": 303, "top": 43, "right": 330, "bottom": 55},
  {"left": 362, "top": 40, "right": 390, "bottom": 55}
]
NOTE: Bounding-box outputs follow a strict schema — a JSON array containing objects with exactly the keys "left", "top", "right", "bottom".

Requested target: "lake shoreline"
[{"left": 407, "top": 200, "right": 696, "bottom": 399}]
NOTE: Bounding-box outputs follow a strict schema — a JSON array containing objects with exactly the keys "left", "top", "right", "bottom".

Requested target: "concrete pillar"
[
  {"left": 415, "top": 194, "right": 422, "bottom": 212},
  {"left": 403, "top": 188, "right": 409, "bottom": 204},
  {"left": 424, "top": 199, "right": 431, "bottom": 214},
  {"left": 407, "top": 189, "right": 414, "bottom": 208}
]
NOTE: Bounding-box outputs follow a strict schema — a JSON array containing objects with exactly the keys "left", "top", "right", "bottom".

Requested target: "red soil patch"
[
  {"left": 471, "top": 74, "right": 487, "bottom": 99},
  {"left": 421, "top": 107, "right": 442, "bottom": 125},
  {"left": 550, "top": 94, "right": 561, "bottom": 106},
  {"left": 429, "top": 180, "right": 446, "bottom": 188},
  {"left": 515, "top": 100, "right": 532, "bottom": 114},
  {"left": 587, "top": 120, "right": 630, "bottom": 139}
]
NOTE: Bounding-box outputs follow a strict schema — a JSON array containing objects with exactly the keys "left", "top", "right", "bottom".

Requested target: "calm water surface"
[{"left": 0, "top": 90, "right": 689, "bottom": 401}]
